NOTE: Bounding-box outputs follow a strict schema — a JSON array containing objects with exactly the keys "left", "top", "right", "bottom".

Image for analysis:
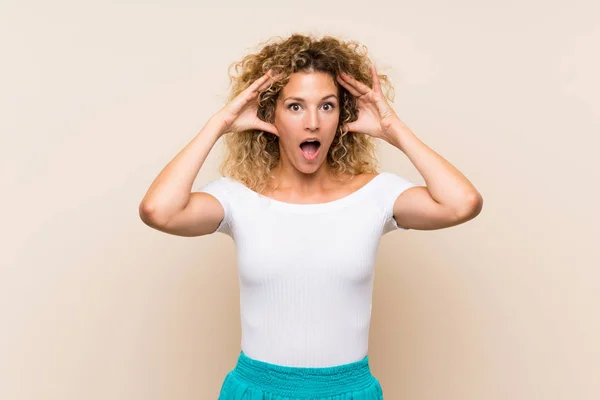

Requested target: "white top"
[{"left": 197, "top": 171, "right": 418, "bottom": 367}]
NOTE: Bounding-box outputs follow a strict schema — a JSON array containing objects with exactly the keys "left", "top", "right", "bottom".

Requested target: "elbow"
[
  {"left": 455, "top": 192, "right": 484, "bottom": 221},
  {"left": 139, "top": 202, "right": 168, "bottom": 227}
]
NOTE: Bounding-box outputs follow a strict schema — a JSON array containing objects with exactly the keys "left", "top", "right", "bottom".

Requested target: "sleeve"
[
  {"left": 195, "top": 177, "right": 234, "bottom": 237},
  {"left": 381, "top": 172, "right": 420, "bottom": 235}
]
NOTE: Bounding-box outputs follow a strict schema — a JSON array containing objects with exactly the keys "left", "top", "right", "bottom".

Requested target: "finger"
[
  {"left": 336, "top": 73, "right": 362, "bottom": 97},
  {"left": 244, "top": 72, "right": 275, "bottom": 102},
  {"left": 248, "top": 69, "right": 274, "bottom": 94},
  {"left": 258, "top": 121, "right": 279, "bottom": 137},
  {"left": 257, "top": 69, "right": 285, "bottom": 93},
  {"left": 339, "top": 71, "right": 372, "bottom": 96},
  {"left": 371, "top": 63, "right": 382, "bottom": 94},
  {"left": 268, "top": 70, "right": 286, "bottom": 83},
  {"left": 341, "top": 122, "right": 356, "bottom": 134},
  {"left": 257, "top": 76, "right": 274, "bottom": 92}
]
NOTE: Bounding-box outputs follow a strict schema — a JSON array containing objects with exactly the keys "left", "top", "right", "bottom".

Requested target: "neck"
[{"left": 270, "top": 158, "right": 341, "bottom": 193}]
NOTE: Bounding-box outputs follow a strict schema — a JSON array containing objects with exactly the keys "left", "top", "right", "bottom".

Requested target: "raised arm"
[
  {"left": 336, "top": 63, "right": 483, "bottom": 231},
  {"left": 138, "top": 69, "right": 280, "bottom": 237},
  {"left": 138, "top": 116, "right": 227, "bottom": 236}
]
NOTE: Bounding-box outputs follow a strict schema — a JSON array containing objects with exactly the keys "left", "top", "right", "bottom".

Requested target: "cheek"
[
  {"left": 275, "top": 112, "right": 300, "bottom": 125},
  {"left": 273, "top": 111, "right": 293, "bottom": 130},
  {"left": 328, "top": 116, "right": 340, "bottom": 128}
]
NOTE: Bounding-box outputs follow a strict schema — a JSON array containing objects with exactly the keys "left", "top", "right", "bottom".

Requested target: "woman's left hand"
[{"left": 336, "top": 63, "right": 400, "bottom": 143}]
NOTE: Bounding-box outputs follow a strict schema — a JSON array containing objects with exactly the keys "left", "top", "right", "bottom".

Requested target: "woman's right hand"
[{"left": 216, "top": 69, "right": 280, "bottom": 137}]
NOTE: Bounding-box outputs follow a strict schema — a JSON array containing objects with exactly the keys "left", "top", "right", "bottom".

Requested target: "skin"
[
  {"left": 265, "top": 70, "right": 376, "bottom": 202},
  {"left": 140, "top": 62, "right": 481, "bottom": 233},
  {"left": 236, "top": 64, "right": 482, "bottom": 228}
]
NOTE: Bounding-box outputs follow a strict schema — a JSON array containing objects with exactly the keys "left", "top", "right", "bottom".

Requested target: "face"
[{"left": 273, "top": 71, "right": 340, "bottom": 174}]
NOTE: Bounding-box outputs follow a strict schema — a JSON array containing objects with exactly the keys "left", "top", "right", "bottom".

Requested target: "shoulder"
[
  {"left": 374, "top": 171, "right": 415, "bottom": 186},
  {"left": 369, "top": 171, "right": 420, "bottom": 204},
  {"left": 195, "top": 176, "right": 242, "bottom": 202},
  {"left": 349, "top": 171, "right": 406, "bottom": 191},
  {"left": 355, "top": 172, "right": 379, "bottom": 186},
  {"left": 339, "top": 172, "right": 379, "bottom": 191},
  {"left": 197, "top": 176, "right": 231, "bottom": 191}
]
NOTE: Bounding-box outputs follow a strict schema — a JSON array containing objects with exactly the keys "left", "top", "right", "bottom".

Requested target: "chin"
[
  {"left": 300, "top": 158, "right": 331, "bottom": 175},
  {"left": 299, "top": 165, "right": 322, "bottom": 174}
]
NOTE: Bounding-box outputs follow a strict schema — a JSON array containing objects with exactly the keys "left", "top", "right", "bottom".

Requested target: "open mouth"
[{"left": 299, "top": 139, "right": 321, "bottom": 161}]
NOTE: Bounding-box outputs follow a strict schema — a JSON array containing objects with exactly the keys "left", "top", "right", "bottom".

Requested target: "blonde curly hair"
[{"left": 218, "top": 32, "right": 397, "bottom": 194}]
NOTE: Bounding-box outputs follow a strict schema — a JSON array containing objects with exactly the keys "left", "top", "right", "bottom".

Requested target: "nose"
[{"left": 304, "top": 108, "right": 319, "bottom": 131}]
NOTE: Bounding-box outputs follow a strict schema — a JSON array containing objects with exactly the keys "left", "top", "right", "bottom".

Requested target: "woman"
[{"left": 139, "top": 33, "right": 483, "bottom": 399}]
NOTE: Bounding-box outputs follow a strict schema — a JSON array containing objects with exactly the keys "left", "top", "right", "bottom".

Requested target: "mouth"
[{"left": 299, "top": 139, "right": 321, "bottom": 161}]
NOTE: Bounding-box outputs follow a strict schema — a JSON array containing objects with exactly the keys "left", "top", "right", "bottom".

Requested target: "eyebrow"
[{"left": 284, "top": 94, "right": 338, "bottom": 102}]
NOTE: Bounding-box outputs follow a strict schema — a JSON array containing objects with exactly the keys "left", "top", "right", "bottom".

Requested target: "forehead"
[{"left": 280, "top": 71, "right": 337, "bottom": 98}]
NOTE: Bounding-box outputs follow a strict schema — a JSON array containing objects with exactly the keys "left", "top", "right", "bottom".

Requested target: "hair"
[{"left": 217, "top": 32, "right": 397, "bottom": 194}]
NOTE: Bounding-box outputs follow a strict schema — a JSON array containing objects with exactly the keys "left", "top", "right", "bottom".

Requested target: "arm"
[
  {"left": 138, "top": 114, "right": 226, "bottom": 233},
  {"left": 139, "top": 69, "right": 279, "bottom": 236},
  {"left": 335, "top": 64, "right": 482, "bottom": 231},
  {"left": 385, "top": 119, "right": 484, "bottom": 230}
]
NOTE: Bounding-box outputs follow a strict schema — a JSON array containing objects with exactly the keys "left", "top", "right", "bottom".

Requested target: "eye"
[
  {"left": 287, "top": 102, "right": 337, "bottom": 111},
  {"left": 322, "top": 102, "right": 336, "bottom": 111}
]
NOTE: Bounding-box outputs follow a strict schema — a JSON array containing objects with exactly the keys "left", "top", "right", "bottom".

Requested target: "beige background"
[{"left": 2, "top": 1, "right": 598, "bottom": 399}]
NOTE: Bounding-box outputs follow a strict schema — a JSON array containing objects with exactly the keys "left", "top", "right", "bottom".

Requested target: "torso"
[
  {"left": 198, "top": 171, "right": 415, "bottom": 366},
  {"left": 260, "top": 173, "right": 379, "bottom": 205}
]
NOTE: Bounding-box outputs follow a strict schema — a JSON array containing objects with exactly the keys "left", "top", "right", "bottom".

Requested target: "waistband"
[{"left": 230, "top": 350, "right": 377, "bottom": 397}]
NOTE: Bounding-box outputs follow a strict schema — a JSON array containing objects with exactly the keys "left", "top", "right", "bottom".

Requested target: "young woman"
[{"left": 139, "top": 33, "right": 483, "bottom": 399}]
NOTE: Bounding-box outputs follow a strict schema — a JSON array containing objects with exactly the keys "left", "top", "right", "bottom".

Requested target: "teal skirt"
[{"left": 218, "top": 350, "right": 384, "bottom": 399}]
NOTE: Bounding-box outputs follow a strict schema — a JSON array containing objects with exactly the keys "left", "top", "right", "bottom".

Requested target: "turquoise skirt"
[{"left": 218, "top": 350, "right": 384, "bottom": 399}]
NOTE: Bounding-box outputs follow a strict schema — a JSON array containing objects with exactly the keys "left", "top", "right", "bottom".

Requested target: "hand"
[
  {"left": 216, "top": 69, "right": 280, "bottom": 137},
  {"left": 336, "top": 63, "right": 399, "bottom": 142}
]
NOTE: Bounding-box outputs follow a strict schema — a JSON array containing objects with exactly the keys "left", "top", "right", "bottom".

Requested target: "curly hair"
[{"left": 217, "top": 32, "right": 397, "bottom": 194}]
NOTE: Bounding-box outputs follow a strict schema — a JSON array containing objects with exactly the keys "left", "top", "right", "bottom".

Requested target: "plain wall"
[{"left": 1, "top": 1, "right": 598, "bottom": 399}]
